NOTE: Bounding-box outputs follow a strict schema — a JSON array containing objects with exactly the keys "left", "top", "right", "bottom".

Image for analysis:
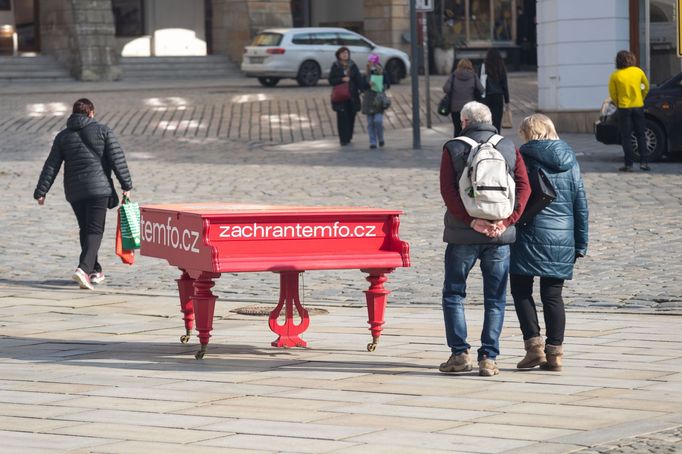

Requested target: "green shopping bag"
[{"left": 119, "top": 195, "right": 141, "bottom": 250}]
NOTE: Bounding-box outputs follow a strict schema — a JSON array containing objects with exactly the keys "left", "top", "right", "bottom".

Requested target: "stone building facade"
[
  {"left": 27, "top": 0, "right": 412, "bottom": 81},
  {"left": 4, "top": 0, "right": 531, "bottom": 82},
  {"left": 40, "top": 0, "right": 120, "bottom": 81},
  {"left": 213, "top": 0, "right": 293, "bottom": 64}
]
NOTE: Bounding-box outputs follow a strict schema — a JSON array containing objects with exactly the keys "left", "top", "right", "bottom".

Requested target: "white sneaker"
[
  {"left": 89, "top": 271, "right": 105, "bottom": 284},
  {"left": 72, "top": 268, "right": 94, "bottom": 290}
]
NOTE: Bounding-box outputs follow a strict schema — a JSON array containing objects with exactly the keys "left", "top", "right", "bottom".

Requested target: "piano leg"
[
  {"left": 269, "top": 271, "right": 310, "bottom": 348},
  {"left": 176, "top": 270, "right": 195, "bottom": 344},
  {"left": 192, "top": 272, "right": 220, "bottom": 359},
  {"left": 362, "top": 268, "right": 393, "bottom": 352}
]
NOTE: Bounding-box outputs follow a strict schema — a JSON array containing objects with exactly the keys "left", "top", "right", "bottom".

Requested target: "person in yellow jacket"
[{"left": 608, "top": 50, "right": 650, "bottom": 171}]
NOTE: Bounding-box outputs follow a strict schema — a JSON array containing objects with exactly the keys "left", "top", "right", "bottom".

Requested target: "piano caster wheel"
[
  {"left": 367, "top": 336, "right": 379, "bottom": 352},
  {"left": 180, "top": 334, "right": 191, "bottom": 344},
  {"left": 195, "top": 346, "right": 207, "bottom": 360}
]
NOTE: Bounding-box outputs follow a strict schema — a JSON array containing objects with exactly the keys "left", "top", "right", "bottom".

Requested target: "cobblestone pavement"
[
  {"left": 1, "top": 74, "right": 682, "bottom": 316},
  {"left": 576, "top": 425, "right": 682, "bottom": 453},
  {"left": 0, "top": 74, "right": 537, "bottom": 144}
]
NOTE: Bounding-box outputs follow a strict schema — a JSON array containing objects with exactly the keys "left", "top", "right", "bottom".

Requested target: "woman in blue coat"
[{"left": 510, "top": 114, "right": 589, "bottom": 371}]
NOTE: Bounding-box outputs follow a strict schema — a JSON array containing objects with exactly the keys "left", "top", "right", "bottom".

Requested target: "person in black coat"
[
  {"left": 481, "top": 48, "right": 510, "bottom": 132},
  {"left": 34, "top": 98, "right": 133, "bottom": 290},
  {"left": 328, "top": 46, "right": 365, "bottom": 146},
  {"left": 510, "top": 114, "right": 588, "bottom": 372}
]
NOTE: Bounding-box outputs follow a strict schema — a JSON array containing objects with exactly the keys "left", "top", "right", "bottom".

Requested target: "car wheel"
[
  {"left": 632, "top": 120, "right": 666, "bottom": 162},
  {"left": 385, "top": 59, "right": 405, "bottom": 84},
  {"left": 296, "top": 61, "right": 320, "bottom": 87},
  {"left": 258, "top": 77, "right": 280, "bottom": 87}
]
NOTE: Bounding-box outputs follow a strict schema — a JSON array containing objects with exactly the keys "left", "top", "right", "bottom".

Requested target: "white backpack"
[{"left": 455, "top": 134, "right": 515, "bottom": 221}]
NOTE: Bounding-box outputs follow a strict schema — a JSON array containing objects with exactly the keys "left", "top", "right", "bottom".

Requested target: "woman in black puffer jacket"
[
  {"left": 34, "top": 98, "right": 133, "bottom": 290},
  {"left": 510, "top": 114, "right": 588, "bottom": 372}
]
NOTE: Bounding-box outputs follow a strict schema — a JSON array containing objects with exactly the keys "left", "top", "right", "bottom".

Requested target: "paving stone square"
[{"left": 1, "top": 74, "right": 681, "bottom": 453}]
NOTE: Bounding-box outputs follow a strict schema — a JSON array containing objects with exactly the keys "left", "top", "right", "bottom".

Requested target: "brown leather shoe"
[
  {"left": 478, "top": 357, "right": 499, "bottom": 376},
  {"left": 439, "top": 350, "right": 473, "bottom": 373}
]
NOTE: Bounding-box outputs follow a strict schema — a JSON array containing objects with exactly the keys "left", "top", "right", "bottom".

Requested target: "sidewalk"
[
  {"left": 1, "top": 284, "right": 681, "bottom": 453},
  {"left": 2, "top": 72, "right": 682, "bottom": 453}
]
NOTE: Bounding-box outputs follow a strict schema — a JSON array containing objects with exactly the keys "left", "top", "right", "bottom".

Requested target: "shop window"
[
  {"left": 440, "top": 0, "right": 516, "bottom": 46},
  {"left": 469, "top": 0, "right": 491, "bottom": 41},
  {"left": 112, "top": 0, "right": 144, "bottom": 37}
]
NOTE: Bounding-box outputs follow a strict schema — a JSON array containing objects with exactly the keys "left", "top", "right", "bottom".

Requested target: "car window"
[
  {"left": 251, "top": 33, "right": 283, "bottom": 46},
  {"left": 312, "top": 32, "right": 339, "bottom": 45},
  {"left": 338, "top": 32, "right": 371, "bottom": 48},
  {"left": 292, "top": 33, "right": 313, "bottom": 45}
]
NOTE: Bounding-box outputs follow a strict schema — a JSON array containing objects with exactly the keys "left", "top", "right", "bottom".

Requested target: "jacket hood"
[
  {"left": 66, "top": 113, "right": 94, "bottom": 131},
  {"left": 520, "top": 139, "right": 576, "bottom": 171},
  {"left": 460, "top": 122, "right": 497, "bottom": 136},
  {"left": 455, "top": 68, "right": 474, "bottom": 81}
]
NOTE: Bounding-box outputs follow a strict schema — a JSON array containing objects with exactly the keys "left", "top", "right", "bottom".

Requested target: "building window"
[
  {"left": 112, "top": 0, "right": 144, "bottom": 37},
  {"left": 441, "top": 0, "right": 516, "bottom": 46}
]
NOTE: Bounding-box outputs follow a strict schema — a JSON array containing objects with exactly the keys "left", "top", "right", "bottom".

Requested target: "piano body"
[{"left": 139, "top": 203, "right": 410, "bottom": 358}]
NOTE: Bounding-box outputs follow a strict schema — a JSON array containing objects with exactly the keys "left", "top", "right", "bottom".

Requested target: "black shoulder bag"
[
  {"left": 77, "top": 130, "right": 119, "bottom": 209},
  {"left": 517, "top": 167, "right": 557, "bottom": 227},
  {"left": 437, "top": 75, "right": 456, "bottom": 116}
]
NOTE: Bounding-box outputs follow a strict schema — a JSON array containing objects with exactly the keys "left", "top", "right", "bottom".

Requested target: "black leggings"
[
  {"left": 451, "top": 111, "right": 462, "bottom": 137},
  {"left": 336, "top": 101, "right": 357, "bottom": 144},
  {"left": 70, "top": 197, "right": 108, "bottom": 274},
  {"left": 510, "top": 274, "right": 565, "bottom": 346},
  {"left": 485, "top": 94, "right": 504, "bottom": 132}
]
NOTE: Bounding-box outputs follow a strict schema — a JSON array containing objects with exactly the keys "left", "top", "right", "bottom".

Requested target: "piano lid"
[{"left": 141, "top": 203, "right": 404, "bottom": 217}]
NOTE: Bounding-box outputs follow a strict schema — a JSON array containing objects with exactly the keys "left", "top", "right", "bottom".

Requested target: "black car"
[{"left": 594, "top": 71, "right": 682, "bottom": 161}]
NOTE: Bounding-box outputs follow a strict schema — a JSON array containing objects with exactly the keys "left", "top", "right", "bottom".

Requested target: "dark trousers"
[
  {"left": 509, "top": 273, "right": 566, "bottom": 346},
  {"left": 70, "top": 197, "right": 108, "bottom": 274},
  {"left": 451, "top": 111, "right": 462, "bottom": 137},
  {"left": 336, "top": 101, "right": 356, "bottom": 144},
  {"left": 618, "top": 107, "right": 647, "bottom": 166},
  {"left": 485, "top": 94, "right": 504, "bottom": 132}
]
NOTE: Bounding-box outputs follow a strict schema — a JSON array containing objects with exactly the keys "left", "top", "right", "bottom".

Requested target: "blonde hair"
[
  {"left": 456, "top": 58, "right": 473, "bottom": 71},
  {"left": 519, "top": 114, "right": 560, "bottom": 141}
]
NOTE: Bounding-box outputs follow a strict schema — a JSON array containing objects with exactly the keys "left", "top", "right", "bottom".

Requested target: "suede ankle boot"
[
  {"left": 541, "top": 344, "right": 563, "bottom": 371},
  {"left": 517, "top": 336, "right": 546, "bottom": 369}
]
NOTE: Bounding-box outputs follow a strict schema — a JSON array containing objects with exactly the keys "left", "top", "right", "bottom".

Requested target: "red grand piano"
[{"left": 139, "top": 203, "right": 410, "bottom": 358}]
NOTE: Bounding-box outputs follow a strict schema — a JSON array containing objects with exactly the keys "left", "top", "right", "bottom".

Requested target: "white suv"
[{"left": 241, "top": 27, "right": 411, "bottom": 87}]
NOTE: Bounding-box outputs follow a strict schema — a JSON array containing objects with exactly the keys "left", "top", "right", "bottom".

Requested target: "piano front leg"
[
  {"left": 191, "top": 271, "right": 220, "bottom": 359},
  {"left": 362, "top": 268, "right": 394, "bottom": 352},
  {"left": 176, "top": 270, "right": 195, "bottom": 344}
]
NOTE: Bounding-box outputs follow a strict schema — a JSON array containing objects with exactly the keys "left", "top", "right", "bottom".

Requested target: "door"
[{"left": 14, "top": 0, "right": 38, "bottom": 53}]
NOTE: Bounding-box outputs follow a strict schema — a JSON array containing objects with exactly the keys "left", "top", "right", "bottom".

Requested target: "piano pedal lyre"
[{"left": 180, "top": 329, "right": 191, "bottom": 344}]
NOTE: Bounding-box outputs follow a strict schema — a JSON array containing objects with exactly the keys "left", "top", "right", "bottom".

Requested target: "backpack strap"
[
  {"left": 453, "top": 136, "right": 478, "bottom": 148},
  {"left": 487, "top": 134, "right": 503, "bottom": 146}
]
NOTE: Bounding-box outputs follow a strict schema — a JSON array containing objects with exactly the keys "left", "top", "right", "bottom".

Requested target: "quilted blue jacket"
[{"left": 510, "top": 139, "right": 589, "bottom": 280}]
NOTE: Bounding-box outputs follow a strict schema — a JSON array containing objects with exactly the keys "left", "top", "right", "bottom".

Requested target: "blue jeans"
[
  {"left": 442, "top": 243, "right": 510, "bottom": 360},
  {"left": 367, "top": 113, "right": 384, "bottom": 146}
]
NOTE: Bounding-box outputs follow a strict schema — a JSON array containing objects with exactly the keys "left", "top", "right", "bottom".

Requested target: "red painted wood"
[
  {"left": 268, "top": 271, "right": 310, "bottom": 348},
  {"left": 176, "top": 270, "right": 195, "bottom": 335},
  {"left": 139, "top": 203, "right": 410, "bottom": 357},
  {"left": 192, "top": 272, "right": 220, "bottom": 357},
  {"left": 363, "top": 269, "right": 392, "bottom": 350}
]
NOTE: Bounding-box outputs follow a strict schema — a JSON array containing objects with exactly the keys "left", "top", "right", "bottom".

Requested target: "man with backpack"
[{"left": 438, "top": 101, "right": 530, "bottom": 376}]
